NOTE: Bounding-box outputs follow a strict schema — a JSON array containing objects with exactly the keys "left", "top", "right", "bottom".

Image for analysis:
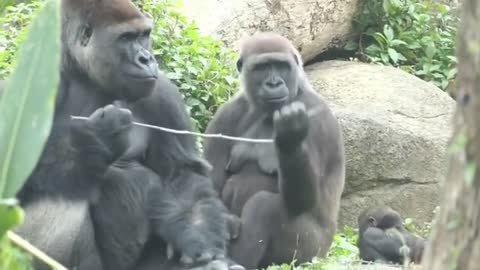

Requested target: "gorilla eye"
[
  {"left": 142, "top": 29, "right": 151, "bottom": 38},
  {"left": 120, "top": 32, "right": 138, "bottom": 41},
  {"left": 276, "top": 61, "right": 291, "bottom": 71}
]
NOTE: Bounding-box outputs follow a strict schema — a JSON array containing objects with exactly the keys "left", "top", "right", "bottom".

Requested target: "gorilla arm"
[
  {"left": 273, "top": 102, "right": 319, "bottom": 215},
  {"left": 131, "top": 77, "right": 237, "bottom": 267},
  {"left": 358, "top": 227, "right": 404, "bottom": 263},
  {"left": 274, "top": 93, "right": 345, "bottom": 218}
]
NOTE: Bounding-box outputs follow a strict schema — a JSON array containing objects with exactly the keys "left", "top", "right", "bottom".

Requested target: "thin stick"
[
  {"left": 70, "top": 107, "right": 321, "bottom": 144},
  {"left": 7, "top": 230, "right": 68, "bottom": 270}
]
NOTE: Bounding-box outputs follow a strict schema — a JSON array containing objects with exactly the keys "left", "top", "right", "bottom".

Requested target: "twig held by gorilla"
[{"left": 70, "top": 107, "right": 321, "bottom": 144}]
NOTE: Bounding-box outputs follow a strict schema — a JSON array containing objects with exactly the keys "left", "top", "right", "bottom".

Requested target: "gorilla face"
[
  {"left": 75, "top": 15, "right": 159, "bottom": 101},
  {"left": 240, "top": 53, "right": 299, "bottom": 112}
]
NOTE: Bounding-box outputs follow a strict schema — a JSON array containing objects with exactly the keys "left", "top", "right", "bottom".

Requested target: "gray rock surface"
[
  {"left": 179, "top": 0, "right": 363, "bottom": 62},
  {"left": 305, "top": 60, "right": 456, "bottom": 228}
]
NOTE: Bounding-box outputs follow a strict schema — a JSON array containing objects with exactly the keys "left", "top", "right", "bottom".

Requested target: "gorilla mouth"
[
  {"left": 127, "top": 73, "right": 158, "bottom": 81},
  {"left": 266, "top": 96, "right": 288, "bottom": 104}
]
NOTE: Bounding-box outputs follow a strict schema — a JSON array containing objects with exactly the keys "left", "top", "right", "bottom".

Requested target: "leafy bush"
[
  {"left": 0, "top": 0, "right": 239, "bottom": 132},
  {"left": 137, "top": 0, "right": 239, "bottom": 132},
  {"left": 345, "top": 0, "right": 459, "bottom": 90},
  {"left": 0, "top": 1, "right": 43, "bottom": 79}
]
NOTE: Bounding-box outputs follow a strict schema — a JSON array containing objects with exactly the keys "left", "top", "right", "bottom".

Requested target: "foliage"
[
  {"left": 135, "top": 0, "right": 239, "bottom": 132},
  {"left": 0, "top": 0, "right": 239, "bottom": 133},
  {"left": 345, "top": 0, "right": 460, "bottom": 90},
  {"left": 0, "top": 0, "right": 61, "bottom": 198},
  {"left": 0, "top": 1, "right": 43, "bottom": 79},
  {"left": 0, "top": 0, "right": 61, "bottom": 268},
  {"left": 0, "top": 199, "right": 32, "bottom": 270}
]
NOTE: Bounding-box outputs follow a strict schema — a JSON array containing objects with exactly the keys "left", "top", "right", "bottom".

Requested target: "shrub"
[
  {"left": 345, "top": 0, "right": 460, "bottom": 90},
  {"left": 0, "top": 0, "right": 239, "bottom": 132},
  {"left": 0, "top": 1, "right": 43, "bottom": 79}
]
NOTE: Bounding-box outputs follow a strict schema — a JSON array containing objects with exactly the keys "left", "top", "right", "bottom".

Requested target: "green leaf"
[
  {"left": 0, "top": 0, "right": 61, "bottom": 198},
  {"left": 384, "top": 25, "right": 394, "bottom": 42},
  {"left": 0, "top": 198, "right": 24, "bottom": 237},
  {"left": 425, "top": 43, "right": 436, "bottom": 59},
  {"left": 0, "top": 0, "right": 15, "bottom": 14},
  {"left": 388, "top": 48, "right": 399, "bottom": 64}
]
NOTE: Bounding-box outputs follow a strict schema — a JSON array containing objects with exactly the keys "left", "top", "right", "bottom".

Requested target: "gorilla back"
[
  {"left": 15, "top": 0, "right": 232, "bottom": 269},
  {"left": 204, "top": 32, "right": 346, "bottom": 269}
]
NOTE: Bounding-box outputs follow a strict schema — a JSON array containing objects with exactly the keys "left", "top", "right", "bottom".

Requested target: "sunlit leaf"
[
  {"left": 0, "top": 198, "right": 24, "bottom": 237},
  {"left": 0, "top": 0, "right": 61, "bottom": 198}
]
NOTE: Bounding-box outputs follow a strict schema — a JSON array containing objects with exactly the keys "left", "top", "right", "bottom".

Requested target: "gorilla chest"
[{"left": 226, "top": 121, "right": 279, "bottom": 176}]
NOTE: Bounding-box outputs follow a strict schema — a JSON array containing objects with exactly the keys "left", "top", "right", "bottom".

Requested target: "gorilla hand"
[
  {"left": 273, "top": 101, "right": 309, "bottom": 151},
  {"left": 187, "top": 258, "right": 245, "bottom": 270},
  {"left": 225, "top": 212, "right": 241, "bottom": 240},
  {"left": 71, "top": 104, "right": 133, "bottom": 169}
]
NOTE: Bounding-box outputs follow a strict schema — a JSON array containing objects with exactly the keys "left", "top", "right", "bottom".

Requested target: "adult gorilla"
[
  {"left": 203, "top": 32, "right": 346, "bottom": 269},
  {"left": 14, "top": 1, "right": 239, "bottom": 270}
]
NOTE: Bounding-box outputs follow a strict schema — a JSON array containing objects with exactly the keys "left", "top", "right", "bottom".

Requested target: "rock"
[
  {"left": 179, "top": 0, "right": 363, "bottom": 62},
  {"left": 305, "top": 60, "right": 456, "bottom": 228}
]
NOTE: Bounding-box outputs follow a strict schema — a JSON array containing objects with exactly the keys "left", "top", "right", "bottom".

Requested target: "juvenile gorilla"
[
  {"left": 14, "top": 0, "right": 239, "bottom": 269},
  {"left": 203, "top": 32, "right": 346, "bottom": 269},
  {"left": 357, "top": 206, "right": 426, "bottom": 265}
]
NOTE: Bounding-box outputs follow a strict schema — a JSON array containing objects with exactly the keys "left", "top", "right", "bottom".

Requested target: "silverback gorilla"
[
  {"left": 13, "top": 1, "right": 240, "bottom": 270},
  {"left": 203, "top": 32, "right": 346, "bottom": 269},
  {"left": 357, "top": 206, "right": 426, "bottom": 265}
]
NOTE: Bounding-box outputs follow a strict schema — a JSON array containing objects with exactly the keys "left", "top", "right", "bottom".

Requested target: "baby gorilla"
[
  {"left": 357, "top": 206, "right": 426, "bottom": 265},
  {"left": 71, "top": 103, "right": 240, "bottom": 270}
]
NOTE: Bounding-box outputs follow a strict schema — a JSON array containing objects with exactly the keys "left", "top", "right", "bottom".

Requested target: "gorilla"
[
  {"left": 13, "top": 0, "right": 240, "bottom": 270},
  {"left": 203, "top": 32, "right": 346, "bottom": 269},
  {"left": 357, "top": 206, "right": 426, "bottom": 265}
]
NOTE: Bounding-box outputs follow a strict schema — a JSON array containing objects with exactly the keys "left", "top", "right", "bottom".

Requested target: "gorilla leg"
[{"left": 229, "top": 191, "right": 333, "bottom": 269}]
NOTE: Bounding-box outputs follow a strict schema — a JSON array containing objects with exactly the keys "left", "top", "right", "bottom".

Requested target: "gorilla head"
[
  {"left": 236, "top": 33, "right": 304, "bottom": 112},
  {"left": 358, "top": 206, "right": 404, "bottom": 233},
  {"left": 61, "top": 0, "right": 158, "bottom": 101}
]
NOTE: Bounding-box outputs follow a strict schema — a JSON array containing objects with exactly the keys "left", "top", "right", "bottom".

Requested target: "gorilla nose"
[
  {"left": 136, "top": 49, "right": 155, "bottom": 66},
  {"left": 135, "top": 49, "right": 158, "bottom": 78},
  {"left": 266, "top": 80, "right": 284, "bottom": 88}
]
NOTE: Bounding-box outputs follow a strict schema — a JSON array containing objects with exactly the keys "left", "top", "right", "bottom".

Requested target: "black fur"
[
  {"left": 14, "top": 1, "right": 239, "bottom": 270},
  {"left": 203, "top": 32, "right": 346, "bottom": 269},
  {"left": 357, "top": 206, "right": 426, "bottom": 265}
]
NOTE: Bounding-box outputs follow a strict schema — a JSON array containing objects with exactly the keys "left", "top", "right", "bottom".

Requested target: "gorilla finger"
[
  {"left": 180, "top": 255, "right": 194, "bottom": 265},
  {"left": 88, "top": 108, "right": 105, "bottom": 121},
  {"left": 229, "top": 265, "right": 245, "bottom": 270},
  {"left": 273, "top": 110, "right": 281, "bottom": 123},
  {"left": 208, "top": 260, "right": 229, "bottom": 270},
  {"left": 197, "top": 251, "right": 213, "bottom": 262},
  {"left": 167, "top": 243, "right": 174, "bottom": 260},
  {"left": 291, "top": 101, "right": 306, "bottom": 112}
]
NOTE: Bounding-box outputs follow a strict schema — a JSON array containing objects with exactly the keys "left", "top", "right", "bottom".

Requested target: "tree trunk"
[{"left": 421, "top": 1, "right": 480, "bottom": 269}]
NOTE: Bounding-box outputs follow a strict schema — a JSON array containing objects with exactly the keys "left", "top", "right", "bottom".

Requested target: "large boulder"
[
  {"left": 305, "top": 60, "right": 456, "bottom": 228},
  {"left": 180, "top": 0, "right": 363, "bottom": 62}
]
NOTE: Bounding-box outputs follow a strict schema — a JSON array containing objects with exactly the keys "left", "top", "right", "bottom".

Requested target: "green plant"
[
  {"left": 135, "top": 0, "right": 239, "bottom": 132},
  {"left": 0, "top": 0, "right": 61, "bottom": 268},
  {"left": 1, "top": 0, "right": 239, "bottom": 133},
  {"left": 345, "top": 0, "right": 459, "bottom": 90},
  {"left": 0, "top": 1, "right": 43, "bottom": 79}
]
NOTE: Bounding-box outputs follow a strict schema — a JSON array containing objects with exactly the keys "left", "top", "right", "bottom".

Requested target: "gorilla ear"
[
  {"left": 292, "top": 53, "right": 300, "bottom": 66},
  {"left": 80, "top": 24, "right": 93, "bottom": 47},
  {"left": 368, "top": 217, "right": 377, "bottom": 226},
  {"left": 236, "top": 58, "right": 243, "bottom": 72}
]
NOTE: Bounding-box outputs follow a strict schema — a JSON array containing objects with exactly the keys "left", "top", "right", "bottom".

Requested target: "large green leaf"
[{"left": 0, "top": 0, "right": 61, "bottom": 198}]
